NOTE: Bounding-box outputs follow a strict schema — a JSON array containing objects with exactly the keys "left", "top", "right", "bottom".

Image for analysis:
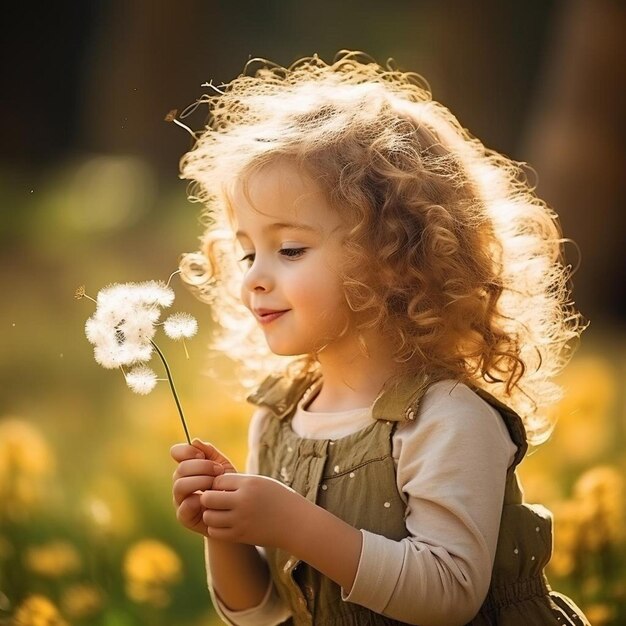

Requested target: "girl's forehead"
[{"left": 228, "top": 161, "right": 339, "bottom": 229}]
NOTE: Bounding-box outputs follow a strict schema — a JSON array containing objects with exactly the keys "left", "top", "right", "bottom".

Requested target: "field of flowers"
[{"left": 0, "top": 160, "right": 624, "bottom": 625}]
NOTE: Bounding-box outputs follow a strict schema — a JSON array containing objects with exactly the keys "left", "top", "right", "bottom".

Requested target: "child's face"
[{"left": 231, "top": 161, "right": 353, "bottom": 358}]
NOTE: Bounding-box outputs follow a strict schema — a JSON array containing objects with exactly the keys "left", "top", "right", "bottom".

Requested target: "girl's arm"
[
  {"left": 342, "top": 381, "right": 518, "bottom": 625},
  {"left": 204, "top": 536, "right": 271, "bottom": 611},
  {"left": 198, "top": 407, "right": 363, "bottom": 594},
  {"left": 171, "top": 440, "right": 283, "bottom": 620},
  {"left": 200, "top": 382, "right": 517, "bottom": 626},
  {"left": 201, "top": 473, "right": 363, "bottom": 592}
]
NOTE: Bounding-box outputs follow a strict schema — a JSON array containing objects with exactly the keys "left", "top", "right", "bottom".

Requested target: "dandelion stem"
[
  {"left": 165, "top": 269, "right": 181, "bottom": 288},
  {"left": 150, "top": 339, "right": 191, "bottom": 444}
]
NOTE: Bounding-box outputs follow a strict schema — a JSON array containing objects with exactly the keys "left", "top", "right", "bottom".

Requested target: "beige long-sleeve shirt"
[{"left": 208, "top": 380, "right": 517, "bottom": 626}]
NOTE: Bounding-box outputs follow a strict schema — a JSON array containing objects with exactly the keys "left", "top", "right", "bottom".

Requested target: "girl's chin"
[
  {"left": 264, "top": 338, "right": 312, "bottom": 358},
  {"left": 267, "top": 345, "right": 308, "bottom": 357}
]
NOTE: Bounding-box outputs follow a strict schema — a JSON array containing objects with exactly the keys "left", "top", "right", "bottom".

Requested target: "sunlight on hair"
[{"left": 178, "top": 51, "right": 585, "bottom": 445}]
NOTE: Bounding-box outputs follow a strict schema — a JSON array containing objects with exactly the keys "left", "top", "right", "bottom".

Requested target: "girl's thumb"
[{"left": 191, "top": 438, "right": 219, "bottom": 460}]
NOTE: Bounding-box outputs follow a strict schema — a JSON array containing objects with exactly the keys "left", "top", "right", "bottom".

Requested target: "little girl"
[{"left": 170, "top": 52, "right": 590, "bottom": 626}]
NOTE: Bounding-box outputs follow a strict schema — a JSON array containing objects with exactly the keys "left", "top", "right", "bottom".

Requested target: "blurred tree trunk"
[
  {"left": 78, "top": 0, "right": 217, "bottom": 174},
  {"left": 399, "top": 0, "right": 555, "bottom": 156},
  {"left": 522, "top": 0, "right": 626, "bottom": 323}
]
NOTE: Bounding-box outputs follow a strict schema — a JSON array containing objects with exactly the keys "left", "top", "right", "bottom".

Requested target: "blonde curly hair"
[{"left": 178, "top": 51, "right": 585, "bottom": 444}]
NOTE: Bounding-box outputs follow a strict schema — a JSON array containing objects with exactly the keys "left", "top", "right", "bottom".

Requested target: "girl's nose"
[{"left": 242, "top": 259, "right": 274, "bottom": 293}]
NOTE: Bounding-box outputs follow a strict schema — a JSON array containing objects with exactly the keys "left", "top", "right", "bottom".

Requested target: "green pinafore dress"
[{"left": 247, "top": 371, "right": 591, "bottom": 626}]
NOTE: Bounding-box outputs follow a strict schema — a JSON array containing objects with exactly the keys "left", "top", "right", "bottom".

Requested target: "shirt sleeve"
[
  {"left": 342, "top": 381, "right": 518, "bottom": 626},
  {"left": 206, "top": 407, "right": 293, "bottom": 626}
]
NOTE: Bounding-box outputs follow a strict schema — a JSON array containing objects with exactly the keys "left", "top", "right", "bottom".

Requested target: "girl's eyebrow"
[{"left": 236, "top": 221, "right": 319, "bottom": 238}]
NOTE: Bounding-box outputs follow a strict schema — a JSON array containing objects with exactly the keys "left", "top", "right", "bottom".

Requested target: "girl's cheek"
[{"left": 240, "top": 285, "right": 251, "bottom": 308}]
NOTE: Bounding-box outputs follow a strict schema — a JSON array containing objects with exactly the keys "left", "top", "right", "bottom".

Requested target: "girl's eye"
[
  {"left": 280, "top": 247, "right": 307, "bottom": 259},
  {"left": 239, "top": 253, "right": 255, "bottom": 267}
]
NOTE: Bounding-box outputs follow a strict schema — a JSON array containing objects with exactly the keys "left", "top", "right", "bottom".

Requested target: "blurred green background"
[{"left": 1, "top": 1, "right": 625, "bottom": 625}]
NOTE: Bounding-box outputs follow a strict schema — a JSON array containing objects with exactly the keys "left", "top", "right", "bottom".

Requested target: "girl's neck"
[{"left": 308, "top": 332, "right": 400, "bottom": 413}]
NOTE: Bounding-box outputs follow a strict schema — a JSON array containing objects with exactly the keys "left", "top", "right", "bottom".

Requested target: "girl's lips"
[{"left": 255, "top": 309, "right": 289, "bottom": 325}]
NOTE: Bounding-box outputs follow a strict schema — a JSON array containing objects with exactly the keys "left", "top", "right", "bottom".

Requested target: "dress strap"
[
  {"left": 371, "top": 369, "right": 432, "bottom": 422},
  {"left": 246, "top": 369, "right": 322, "bottom": 420},
  {"left": 472, "top": 387, "right": 528, "bottom": 468}
]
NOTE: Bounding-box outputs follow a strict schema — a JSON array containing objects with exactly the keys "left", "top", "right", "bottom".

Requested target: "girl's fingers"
[
  {"left": 173, "top": 459, "right": 225, "bottom": 480},
  {"left": 202, "top": 509, "right": 233, "bottom": 529},
  {"left": 205, "top": 526, "right": 234, "bottom": 541},
  {"left": 211, "top": 472, "right": 241, "bottom": 491},
  {"left": 171, "top": 443, "right": 205, "bottom": 462},
  {"left": 199, "top": 489, "right": 234, "bottom": 510},
  {"left": 190, "top": 439, "right": 224, "bottom": 462},
  {"left": 176, "top": 493, "right": 202, "bottom": 523},
  {"left": 173, "top": 475, "right": 217, "bottom": 505}
]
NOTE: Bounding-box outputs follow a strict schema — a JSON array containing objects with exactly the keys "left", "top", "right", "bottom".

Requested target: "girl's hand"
[
  {"left": 200, "top": 473, "right": 309, "bottom": 548},
  {"left": 170, "top": 440, "right": 237, "bottom": 536}
]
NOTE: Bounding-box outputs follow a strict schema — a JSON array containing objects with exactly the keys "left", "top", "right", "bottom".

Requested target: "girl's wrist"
[
  {"left": 279, "top": 493, "right": 362, "bottom": 591},
  {"left": 277, "top": 490, "right": 314, "bottom": 553}
]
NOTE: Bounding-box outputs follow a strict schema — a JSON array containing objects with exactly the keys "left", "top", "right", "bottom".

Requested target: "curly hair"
[{"left": 178, "top": 51, "right": 585, "bottom": 444}]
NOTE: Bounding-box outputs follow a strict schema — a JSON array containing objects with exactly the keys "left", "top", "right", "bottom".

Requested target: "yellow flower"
[
  {"left": 0, "top": 419, "right": 53, "bottom": 475},
  {"left": 23, "top": 541, "right": 81, "bottom": 578},
  {"left": 60, "top": 583, "right": 104, "bottom": 620},
  {"left": 584, "top": 603, "right": 615, "bottom": 626},
  {"left": 549, "top": 500, "right": 585, "bottom": 578},
  {"left": 548, "top": 357, "right": 616, "bottom": 462},
  {"left": 123, "top": 539, "right": 182, "bottom": 607},
  {"left": 0, "top": 418, "right": 55, "bottom": 520},
  {"left": 574, "top": 465, "right": 624, "bottom": 550},
  {"left": 12, "top": 594, "right": 68, "bottom": 626}
]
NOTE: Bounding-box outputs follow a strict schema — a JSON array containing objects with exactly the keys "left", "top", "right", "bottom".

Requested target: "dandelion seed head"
[
  {"left": 87, "top": 498, "right": 112, "bottom": 527},
  {"left": 85, "top": 318, "right": 110, "bottom": 345},
  {"left": 93, "top": 345, "right": 124, "bottom": 369},
  {"left": 164, "top": 312, "right": 198, "bottom": 340},
  {"left": 96, "top": 283, "right": 135, "bottom": 308},
  {"left": 126, "top": 366, "right": 158, "bottom": 395},
  {"left": 119, "top": 313, "right": 159, "bottom": 345},
  {"left": 137, "top": 281, "right": 175, "bottom": 308},
  {"left": 86, "top": 282, "right": 167, "bottom": 368},
  {"left": 74, "top": 285, "right": 86, "bottom": 300},
  {"left": 130, "top": 343, "right": 154, "bottom": 363}
]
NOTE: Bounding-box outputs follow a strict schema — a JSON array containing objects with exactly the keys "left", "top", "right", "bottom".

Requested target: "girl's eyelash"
[
  {"left": 280, "top": 247, "right": 307, "bottom": 258},
  {"left": 238, "top": 248, "right": 307, "bottom": 265}
]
